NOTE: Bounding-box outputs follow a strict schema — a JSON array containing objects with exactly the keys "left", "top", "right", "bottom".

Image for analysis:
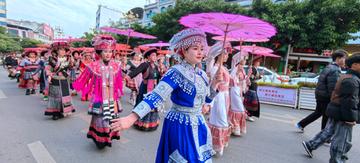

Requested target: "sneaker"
[
  {"left": 31, "top": 89, "right": 36, "bottom": 94},
  {"left": 247, "top": 117, "right": 255, "bottom": 122},
  {"left": 324, "top": 140, "right": 331, "bottom": 147},
  {"left": 295, "top": 123, "right": 304, "bottom": 133},
  {"left": 302, "top": 141, "right": 313, "bottom": 158},
  {"left": 25, "top": 89, "right": 30, "bottom": 95},
  {"left": 52, "top": 115, "right": 59, "bottom": 120},
  {"left": 43, "top": 96, "right": 48, "bottom": 101},
  {"left": 215, "top": 149, "right": 224, "bottom": 157}
]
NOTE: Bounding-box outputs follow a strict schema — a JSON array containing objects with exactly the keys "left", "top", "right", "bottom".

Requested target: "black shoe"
[
  {"left": 302, "top": 141, "right": 313, "bottom": 158},
  {"left": 39, "top": 90, "right": 43, "bottom": 94},
  {"left": 31, "top": 89, "right": 36, "bottom": 94},
  {"left": 96, "top": 143, "right": 106, "bottom": 150},
  {"left": 52, "top": 115, "right": 59, "bottom": 120},
  {"left": 25, "top": 89, "right": 30, "bottom": 95}
]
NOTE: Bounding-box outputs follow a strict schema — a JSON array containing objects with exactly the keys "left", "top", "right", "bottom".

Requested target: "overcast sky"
[{"left": 7, "top": 0, "right": 149, "bottom": 37}]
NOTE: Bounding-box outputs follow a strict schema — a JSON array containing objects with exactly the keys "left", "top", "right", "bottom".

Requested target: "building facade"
[
  {"left": 6, "top": 19, "right": 54, "bottom": 43},
  {"left": 142, "top": 0, "right": 175, "bottom": 27},
  {"left": 0, "top": 0, "right": 6, "bottom": 26}
]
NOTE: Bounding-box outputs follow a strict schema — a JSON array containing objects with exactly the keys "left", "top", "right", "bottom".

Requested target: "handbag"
[{"left": 243, "top": 90, "right": 259, "bottom": 111}]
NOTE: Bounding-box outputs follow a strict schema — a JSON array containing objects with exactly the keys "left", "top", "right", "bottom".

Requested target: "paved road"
[{"left": 0, "top": 68, "right": 359, "bottom": 163}]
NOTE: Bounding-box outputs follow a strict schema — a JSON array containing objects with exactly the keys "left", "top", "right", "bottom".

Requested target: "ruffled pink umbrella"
[
  {"left": 54, "top": 37, "right": 86, "bottom": 42},
  {"left": 180, "top": 12, "right": 276, "bottom": 63},
  {"left": 234, "top": 45, "right": 274, "bottom": 54},
  {"left": 234, "top": 45, "right": 275, "bottom": 69},
  {"left": 140, "top": 41, "right": 170, "bottom": 48},
  {"left": 256, "top": 53, "right": 280, "bottom": 58},
  {"left": 179, "top": 12, "right": 276, "bottom": 38},
  {"left": 212, "top": 35, "right": 269, "bottom": 43},
  {"left": 100, "top": 27, "right": 156, "bottom": 44}
]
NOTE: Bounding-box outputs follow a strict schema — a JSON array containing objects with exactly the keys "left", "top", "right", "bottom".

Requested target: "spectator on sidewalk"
[
  {"left": 302, "top": 53, "right": 360, "bottom": 162},
  {"left": 295, "top": 50, "right": 348, "bottom": 132}
]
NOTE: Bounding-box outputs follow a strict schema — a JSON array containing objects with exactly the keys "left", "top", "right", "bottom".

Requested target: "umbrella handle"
[
  {"left": 126, "top": 36, "right": 130, "bottom": 45},
  {"left": 219, "top": 24, "right": 230, "bottom": 64}
]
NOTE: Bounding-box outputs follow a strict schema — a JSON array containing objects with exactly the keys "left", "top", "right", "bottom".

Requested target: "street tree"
[{"left": 251, "top": 0, "right": 360, "bottom": 52}]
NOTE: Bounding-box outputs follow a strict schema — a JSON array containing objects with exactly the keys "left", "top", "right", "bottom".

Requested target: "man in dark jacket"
[
  {"left": 296, "top": 50, "right": 347, "bottom": 132},
  {"left": 302, "top": 53, "right": 360, "bottom": 161},
  {"left": 328, "top": 54, "right": 360, "bottom": 162}
]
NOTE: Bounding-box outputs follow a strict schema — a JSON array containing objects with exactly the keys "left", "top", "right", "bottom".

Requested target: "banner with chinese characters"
[{"left": 257, "top": 86, "right": 298, "bottom": 107}]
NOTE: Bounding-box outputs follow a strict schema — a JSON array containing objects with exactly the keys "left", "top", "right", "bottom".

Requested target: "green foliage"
[
  {"left": 0, "top": 26, "right": 45, "bottom": 53},
  {"left": 251, "top": 0, "right": 360, "bottom": 52},
  {"left": 0, "top": 29, "right": 22, "bottom": 53},
  {"left": 297, "top": 81, "right": 317, "bottom": 88},
  {"left": 20, "top": 38, "right": 43, "bottom": 48},
  {"left": 0, "top": 26, "right": 7, "bottom": 34},
  {"left": 72, "top": 31, "right": 97, "bottom": 47},
  {"left": 257, "top": 81, "right": 299, "bottom": 89}
]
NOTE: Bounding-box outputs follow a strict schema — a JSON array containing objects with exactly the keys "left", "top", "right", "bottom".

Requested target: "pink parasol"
[
  {"left": 179, "top": 12, "right": 277, "bottom": 39},
  {"left": 54, "top": 37, "right": 86, "bottom": 42},
  {"left": 180, "top": 12, "right": 276, "bottom": 64},
  {"left": 24, "top": 47, "right": 46, "bottom": 53},
  {"left": 256, "top": 53, "right": 280, "bottom": 58},
  {"left": 212, "top": 35, "right": 269, "bottom": 43},
  {"left": 234, "top": 45, "right": 275, "bottom": 68},
  {"left": 234, "top": 45, "right": 274, "bottom": 54},
  {"left": 140, "top": 41, "right": 170, "bottom": 48},
  {"left": 100, "top": 27, "right": 156, "bottom": 44}
]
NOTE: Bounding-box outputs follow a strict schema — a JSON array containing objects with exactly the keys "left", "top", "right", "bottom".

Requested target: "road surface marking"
[
  {"left": 27, "top": 141, "right": 56, "bottom": 163},
  {"left": 0, "top": 89, "right": 7, "bottom": 99}
]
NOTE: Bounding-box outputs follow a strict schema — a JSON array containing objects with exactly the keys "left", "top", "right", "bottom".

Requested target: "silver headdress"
[
  {"left": 231, "top": 50, "right": 248, "bottom": 69},
  {"left": 169, "top": 28, "right": 208, "bottom": 61},
  {"left": 205, "top": 41, "right": 232, "bottom": 73}
]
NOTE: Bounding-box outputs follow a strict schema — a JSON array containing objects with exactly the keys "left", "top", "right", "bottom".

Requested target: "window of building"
[
  {"left": 0, "top": 5, "right": 6, "bottom": 10},
  {"left": 8, "top": 29, "right": 19, "bottom": 37},
  {"left": 160, "top": 7, "right": 166, "bottom": 13},
  {"left": 0, "top": 21, "right": 6, "bottom": 26},
  {"left": 22, "top": 31, "right": 26, "bottom": 38},
  {"left": 147, "top": 10, "right": 153, "bottom": 18}
]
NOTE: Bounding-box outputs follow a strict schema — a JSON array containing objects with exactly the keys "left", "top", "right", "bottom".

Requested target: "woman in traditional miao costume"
[
  {"left": 127, "top": 48, "right": 161, "bottom": 131},
  {"left": 125, "top": 52, "right": 143, "bottom": 106},
  {"left": 228, "top": 52, "right": 249, "bottom": 136},
  {"left": 79, "top": 50, "right": 94, "bottom": 101},
  {"left": 73, "top": 34, "right": 123, "bottom": 149},
  {"left": 246, "top": 56, "right": 262, "bottom": 122},
  {"left": 17, "top": 53, "right": 28, "bottom": 88},
  {"left": 69, "top": 50, "right": 81, "bottom": 96},
  {"left": 18, "top": 48, "right": 41, "bottom": 95},
  {"left": 44, "top": 41, "right": 75, "bottom": 120},
  {"left": 111, "top": 28, "right": 225, "bottom": 163},
  {"left": 206, "top": 41, "right": 232, "bottom": 156},
  {"left": 38, "top": 50, "right": 51, "bottom": 101},
  {"left": 157, "top": 53, "right": 168, "bottom": 77}
]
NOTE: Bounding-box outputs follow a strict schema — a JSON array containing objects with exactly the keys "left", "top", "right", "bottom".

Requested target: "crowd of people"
[{"left": 2, "top": 27, "right": 359, "bottom": 163}]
